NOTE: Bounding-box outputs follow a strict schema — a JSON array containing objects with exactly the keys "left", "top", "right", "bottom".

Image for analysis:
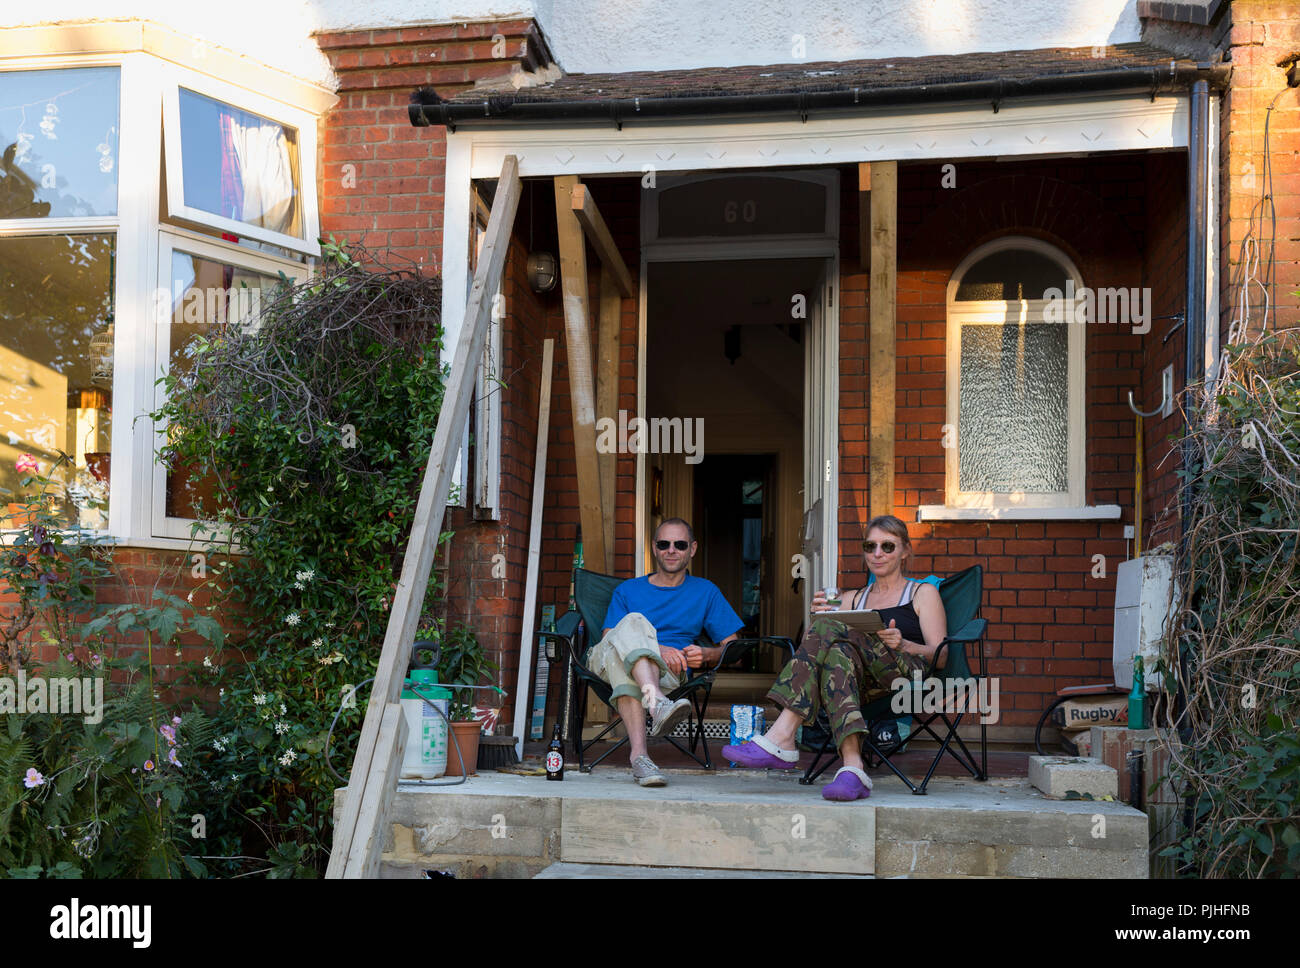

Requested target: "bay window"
[{"left": 0, "top": 40, "right": 326, "bottom": 547}]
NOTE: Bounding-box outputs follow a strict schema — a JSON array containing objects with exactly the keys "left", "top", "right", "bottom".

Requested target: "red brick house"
[{"left": 3, "top": 0, "right": 1299, "bottom": 752}]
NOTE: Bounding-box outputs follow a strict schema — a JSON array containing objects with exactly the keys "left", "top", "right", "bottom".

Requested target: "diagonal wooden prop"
[{"left": 327, "top": 154, "right": 522, "bottom": 879}]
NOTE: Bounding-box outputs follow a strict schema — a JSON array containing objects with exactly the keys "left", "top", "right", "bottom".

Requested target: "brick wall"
[
  {"left": 1217, "top": 1, "right": 1300, "bottom": 341},
  {"left": 1140, "top": 151, "right": 1188, "bottom": 549},
  {"left": 315, "top": 20, "right": 537, "bottom": 268},
  {"left": 835, "top": 156, "right": 1167, "bottom": 730}
]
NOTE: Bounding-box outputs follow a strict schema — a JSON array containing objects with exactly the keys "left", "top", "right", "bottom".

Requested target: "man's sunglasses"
[
  {"left": 656, "top": 539, "right": 690, "bottom": 551},
  {"left": 862, "top": 540, "right": 897, "bottom": 554}
]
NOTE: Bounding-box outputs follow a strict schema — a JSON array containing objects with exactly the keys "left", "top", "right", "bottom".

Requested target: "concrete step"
[
  {"left": 337, "top": 769, "right": 1150, "bottom": 879},
  {"left": 534, "top": 862, "right": 872, "bottom": 878}
]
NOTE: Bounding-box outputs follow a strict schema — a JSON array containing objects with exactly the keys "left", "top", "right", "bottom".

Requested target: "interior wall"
[{"left": 646, "top": 258, "right": 809, "bottom": 640}]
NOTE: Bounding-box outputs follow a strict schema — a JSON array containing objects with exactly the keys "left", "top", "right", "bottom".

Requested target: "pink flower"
[
  {"left": 171, "top": 715, "right": 181, "bottom": 726},
  {"left": 167, "top": 747, "right": 182, "bottom": 768},
  {"left": 24, "top": 768, "right": 44, "bottom": 789},
  {"left": 159, "top": 724, "right": 176, "bottom": 745},
  {"left": 91, "top": 654, "right": 102, "bottom": 667},
  {"left": 66, "top": 653, "right": 75, "bottom": 662},
  {"left": 15, "top": 454, "right": 39, "bottom": 474},
  {"left": 143, "top": 759, "right": 155, "bottom": 771}
]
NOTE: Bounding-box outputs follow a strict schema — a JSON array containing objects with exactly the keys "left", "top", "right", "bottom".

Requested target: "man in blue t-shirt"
[{"left": 590, "top": 517, "right": 744, "bottom": 787}]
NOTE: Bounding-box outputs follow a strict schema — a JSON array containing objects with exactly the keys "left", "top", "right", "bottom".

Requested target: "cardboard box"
[{"left": 1050, "top": 695, "right": 1129, "bottom": 731}]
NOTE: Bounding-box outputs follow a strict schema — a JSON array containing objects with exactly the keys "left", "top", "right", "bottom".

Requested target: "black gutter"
[{"left": 410, "top": 61, "right": 1230, "bottom": 129}]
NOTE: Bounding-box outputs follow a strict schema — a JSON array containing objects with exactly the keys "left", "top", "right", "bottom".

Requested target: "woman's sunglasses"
[
  {"left": 656, "top": 539, "right": 690, "bottom": 551},
  {"left": 862, "top": 540, "right": 897, "bottom": 554}
]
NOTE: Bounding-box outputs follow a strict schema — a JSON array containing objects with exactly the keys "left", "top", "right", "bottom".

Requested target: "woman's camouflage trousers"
[{"left": 765, "top": 616, "right": 928, "bottom": 749}]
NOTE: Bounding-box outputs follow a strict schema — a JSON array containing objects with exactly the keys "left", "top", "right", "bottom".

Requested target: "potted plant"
[{"left": 433, "top": 623, "right": 498, "bottom": 777}]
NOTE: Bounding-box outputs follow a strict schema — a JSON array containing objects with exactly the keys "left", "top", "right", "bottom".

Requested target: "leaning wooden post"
[
  {"left": 554, "top": 175, "right": 608, "bottom": 574},
  {"left": 327, "top": 154, "right": 522, "bottom": 879}
]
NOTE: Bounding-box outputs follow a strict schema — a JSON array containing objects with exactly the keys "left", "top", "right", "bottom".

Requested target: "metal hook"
[{"left": 1127, "top": 388, "right": 1167, "bottom": 418}]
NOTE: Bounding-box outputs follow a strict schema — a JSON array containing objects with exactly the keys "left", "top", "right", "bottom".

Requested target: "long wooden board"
[
  {"left": 596, "top": 267, "right": 621, "bottom": 568},
  {"left": 327, "top": 154, "right": 522, "bottom": 879},
  {"left": 868, "top": 161, "right": 897, "bottom": 517},
  {"left": 510, "top": 339, "right": 554, "bottom": 759},
  {"left": 553, "top": 175, "right": 608, "bottom": 574}
]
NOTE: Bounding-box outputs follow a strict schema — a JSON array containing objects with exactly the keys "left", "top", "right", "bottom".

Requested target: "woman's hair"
[{"left": 864, "top": 513, "right": 913, "bottom": 565}]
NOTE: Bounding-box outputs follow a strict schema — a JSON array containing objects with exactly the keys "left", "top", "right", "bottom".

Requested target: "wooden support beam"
[
  {"left": 327, "top": 154, "right": 522, "bottom": 879},
  {"left": 554, "top": 175, "right": 608, "bottom": 574},
  {"left": 571, "top": 183, "right": 635, "bottom": 298},
  {"left": 510, "top": 339, "right": 554, "bottom": 759},
  {"left": 858, "top": 162, "right": 872, "bottom": 275},
  {"left": 596, "top": 267, "right": 621, "bottom": 567},
  {"left": 869, "top": 161, "right": 897, "bottom": 518}
]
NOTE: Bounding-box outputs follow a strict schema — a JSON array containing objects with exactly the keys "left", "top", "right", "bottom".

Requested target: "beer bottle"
[{"left": 545, "top": 722, "right": 564, "bottom": 781}]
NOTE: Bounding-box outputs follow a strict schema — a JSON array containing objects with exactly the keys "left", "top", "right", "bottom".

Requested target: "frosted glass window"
[
  {"left": 954, "top": 249, "right": 1068, "bottom": 301},
  {"left": 957, "top": 322, "right": 1068, "bottom": 492}
]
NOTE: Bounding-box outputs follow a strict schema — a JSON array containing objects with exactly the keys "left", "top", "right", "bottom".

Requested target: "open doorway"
[{"left": 645, "top": 256, "right": 831, "bottom": 681}]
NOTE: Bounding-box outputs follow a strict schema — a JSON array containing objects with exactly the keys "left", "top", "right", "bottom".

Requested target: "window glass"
[
  {"left": 954, "top": 248, "right": 1068, "bottom": 301},
  {"left": 658, "top": 176, "right": 826, "bottom": 237},
  {"left": 958, "top": 322, "right": 1068, "bottom": 492},
  {"left": 163, "top": 249, "right": 283, "bottom": 520},
  {"left": 0, "top": 234, "right": 114, "bottom": 529},
  {"left": 0, "top": 67, "right": 120, "bottom": 218},
  {"left": 177, "top": 88, "right": 302, "bottom": 240}
]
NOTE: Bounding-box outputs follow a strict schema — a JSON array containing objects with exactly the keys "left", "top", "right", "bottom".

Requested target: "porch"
[{"left": 343, "top": 763, "right": 1147, "bottom": 878}]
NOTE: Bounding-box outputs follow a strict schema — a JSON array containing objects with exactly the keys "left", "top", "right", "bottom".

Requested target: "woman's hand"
[
  {"left": 811, "top": 589, "right": 837, "bottom": 613},
  {"left": 877, "top": 619, "right": 903, "bottom": 651}
]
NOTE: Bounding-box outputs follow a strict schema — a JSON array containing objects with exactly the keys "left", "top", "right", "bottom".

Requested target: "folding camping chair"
[
  {"left": 536, "top": 568, "right": 792, "bottom": 771},
  {"left": 798, "top": 564, "right": 990, "bottom": 795}
]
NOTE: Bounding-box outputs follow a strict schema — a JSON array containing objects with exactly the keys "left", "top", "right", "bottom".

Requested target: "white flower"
[
  {"left": 324, "top": 621, "right": 335, "bottom": 628},
  {"left": 230, "top": 773, "right": 239, "bottom": 782},
  {"left": 284, "top": 613, "right": 301, "bottom": 627},
  {"left": 203, "top": 656, "right": 214, "bottom": 668},
  {"left": 279, "top": 703, "right": 287, "bottom": 715},
  {"left": 295, "top": 569, "right": 315, "bottom": 583},
  {"left": 311, "top": 637, "right": 324, "bottom": 650},
  {"left": 252, "top": 693, "right": 268, "bottom": 706},
  {"left": 274, "top": 721, "right": 290, "bottom": 735},
  {"left": 278, "top": 749, "right": 297, "bottom": 766},
  {"left": 212, "top": 737, "right": 227, "bottom": 752},
  {"left": 219, "top": 687, "right": 225, "bottom": 698}
]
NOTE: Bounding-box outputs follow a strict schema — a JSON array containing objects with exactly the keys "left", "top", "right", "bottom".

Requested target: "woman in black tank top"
[{"left": 722, "top": 515, "right": 948, "bottom": 801}]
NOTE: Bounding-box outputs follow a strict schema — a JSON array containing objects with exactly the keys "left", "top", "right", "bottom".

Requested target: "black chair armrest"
[
  {"left": 761, "top": 635, "right": 797, "bottom": 656},
  {"left": 537, "top": 629, "right": 590, "bottom": 673}
]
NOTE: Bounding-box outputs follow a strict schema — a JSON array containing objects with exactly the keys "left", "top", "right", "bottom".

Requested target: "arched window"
[{"left": 945, "top": 237, "right": 1084, "bottom": 508}]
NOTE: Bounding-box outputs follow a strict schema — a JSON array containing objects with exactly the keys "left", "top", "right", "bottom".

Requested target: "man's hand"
[
  {"left": 660, "top": 646, "right": 688, "bottom": 675},
  {"left": 682, "top": 644, "right": 707, "bottom": 669}
]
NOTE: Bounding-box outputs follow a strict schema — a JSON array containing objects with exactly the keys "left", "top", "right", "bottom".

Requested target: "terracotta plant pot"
[{"left": 445, "top": 720, "right": 481, "bottom": 777}]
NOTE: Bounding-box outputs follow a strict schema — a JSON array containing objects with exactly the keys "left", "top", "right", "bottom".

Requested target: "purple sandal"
[
  {"left": 822, "top": 766, "right": 873, "bottom": 801},
  {"left": 721, "top": 735, "right": 801, "bottom": 770}
]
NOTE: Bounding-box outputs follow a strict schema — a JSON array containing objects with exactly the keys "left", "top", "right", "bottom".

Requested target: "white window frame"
[
  {"left": 943, "top": 236, "right": 1085, "bottom": 510},
  {"left": 161, "top": 64, "right": 321, "bottom": 257},
  {"left": 0, "top": 43, "right": 325, "bottom": 550},
  {"left": 151, "top": 228, "right": 309, "bottom": 541}
]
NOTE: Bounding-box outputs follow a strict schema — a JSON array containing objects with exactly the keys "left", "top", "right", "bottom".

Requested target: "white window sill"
[{"left": 916, "top": 505, "right": 1123, "bottom": 522}]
